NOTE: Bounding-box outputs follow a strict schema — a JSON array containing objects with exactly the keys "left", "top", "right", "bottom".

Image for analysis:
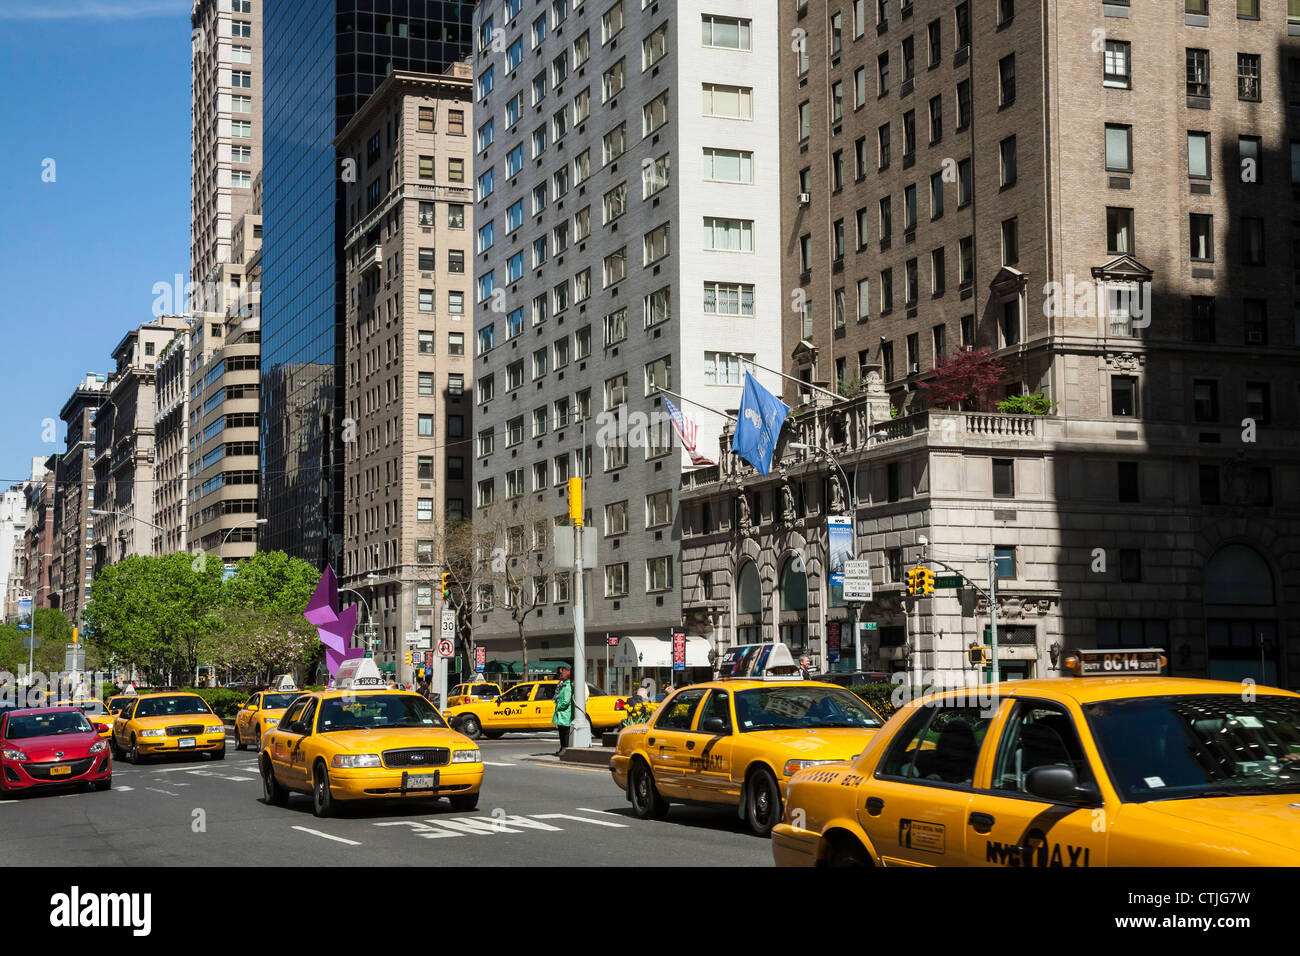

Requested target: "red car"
[{"left": 0, "top": 706, "right": 112, "bottom": 794}]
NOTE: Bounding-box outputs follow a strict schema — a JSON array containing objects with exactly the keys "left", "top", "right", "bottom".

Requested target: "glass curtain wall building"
[{"left": 260, "top": 0, "right": 473, "bottom": 567}]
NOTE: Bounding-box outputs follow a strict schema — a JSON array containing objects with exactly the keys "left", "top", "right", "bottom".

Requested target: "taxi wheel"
[
  {"left": 126, "top": 736, "right": 143, "bottom": 766},
  {"left": 109, "top": 735, "right": 122, "bottom": 759},
  {"left": 824, "top": 836, "right": 871, "bottom": 867},
  {"left": 261, "top": 757, "right": 289, "bottom": 807},
  {"left": 234, "top": 727, "right": 247, "bottom": 751},
  {"left": 312, "top": 763, "right": 335, "bottom": 818},
  {"left": 745, "top": 768, "right": 782, "bottom": 838},
  {"left": 449, "top": 792, "right": 479, "bottom": 812},
  {"left": 459, "top": 716, "right": 483, "bottom": 739},
  {"left": 211, "top": 746, "right": 225, "bottom": 761},
  {"left": 629, "top": 759, "right": 669, "bottom": 820}
]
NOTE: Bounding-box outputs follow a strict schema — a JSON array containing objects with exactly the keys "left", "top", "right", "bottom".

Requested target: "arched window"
[
  {"left": 1204, "top": 544, "right": 1274, "bottom": 606},
  {"left": 779, "top": 555, "right": 808, "bottom": 613},
  {"left": 737, "top": 561, "right": 762, "bottom": 615}
]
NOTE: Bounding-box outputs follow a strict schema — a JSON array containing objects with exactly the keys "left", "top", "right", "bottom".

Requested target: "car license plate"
[
  {"left": 179, "top": 737, "right": 196, "bottom": 748},
  {"left": 49, "top": 765, "right": 71, "bottom": 776},
  {"left": 405, "top": 772, "right": 439, "bottom": 791}
]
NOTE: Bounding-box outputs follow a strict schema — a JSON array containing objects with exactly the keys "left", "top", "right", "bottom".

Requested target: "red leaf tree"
[{"left": 917, "top": 347, "right": 1007, "bottom": 410}]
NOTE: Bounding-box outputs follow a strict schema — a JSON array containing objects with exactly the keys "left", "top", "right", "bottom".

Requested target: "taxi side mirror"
[
  {"left": 701, "top": 716, "right": 728, "bottom": 735},
  {"left": 493, "top": 697, "right": 502, "bottom": 704},
  {"left": 1024, "top": 765, "right": 1101, "bottom": 804}
]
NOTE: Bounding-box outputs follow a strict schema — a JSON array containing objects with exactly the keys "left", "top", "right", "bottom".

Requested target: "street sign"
[
  {"left": 437, "top": 638, "right": 455, "bottom": 659},
  {"left": 21, "top": 636, "right": 38, "bottom": 650},
  {"left": 554, "top": 526, "right": 597, "bottom": 566},
  {"left": 826, "top": 622, "right": 841, "bottom": 664},
  {"left": 861, "top": 621, "right": 878, "bottom": 630},
  {"left": 16, "top": 598, "right": 32, "bottom": 631},
  {"left": 672, "top": 631, "right": 686, "bottom": 672},
  {"left": 935, "top": 574, "right": 964, "bottom": 589},
  {"left": 440, "top": 608, "right": 456, "bottom": 640},
  {"left": 424, "top": 651, "right": 434, "bottom": 670},
  {"left": 474, "top": 646, "right": 486, "bottom": 673},
  {"left": 404, "top": 632, "right": 423, "bottom": 647},
  {"left": 842, "top": 560, "right": 873, "bottom": 601}
]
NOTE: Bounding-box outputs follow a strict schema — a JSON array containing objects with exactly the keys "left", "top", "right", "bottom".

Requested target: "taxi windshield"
[
  {"left": 318, "top": 694, "right": 449, "bottom": 733},
  {"left": 6, "top": 711, "right": 95, "bottom": 738},
  {"left": 73, "top": 700, "right": 107, "bottom": 716},
  {"left": 733, "top": 686, "right": 883, "bottom": 733},
  {"left": 261, "top": 693, "right": 299, "bottom": 709},
  {"left": 134, "top": 696, "right": 214, "bottom": 718},
  {"left": 1084, "top": 694, "right": 1300, "bottom": 802}
]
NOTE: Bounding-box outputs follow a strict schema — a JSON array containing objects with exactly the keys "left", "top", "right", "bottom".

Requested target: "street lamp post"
[
  {"left": 89, "top": 509, "right": 166, "bottom": 557},
  {"left": 220, "top": 518, "right": 267, "bottom": 563}
]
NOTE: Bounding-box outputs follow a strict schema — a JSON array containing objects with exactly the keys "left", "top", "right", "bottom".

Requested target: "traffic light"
[
  {"left": 920, "top": 568, "right": 936, "bottom": 595},
  {"left": 441, "top": 572, "right": 451, "bottom": 601},
  {"left": 968, "top": 644, "right": 990, "bottom": 667},
  {"left": 906, "top": 567, "right": 923, "bottom": 595}
]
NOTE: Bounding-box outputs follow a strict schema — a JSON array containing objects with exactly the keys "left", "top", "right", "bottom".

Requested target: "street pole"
[
  {"left": 988, "top": 550, "right": 1000, "bottom": 685},
  {"left": 568, "top": 477, "right": 590, "bottom": 748},
  {"left": 851, "top": 601, "right": 861, "bottom": 671}
]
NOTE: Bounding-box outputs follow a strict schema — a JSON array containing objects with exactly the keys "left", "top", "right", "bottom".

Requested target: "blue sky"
[{"left": 0, "top": 0, "right": 193, "bottom": 487}]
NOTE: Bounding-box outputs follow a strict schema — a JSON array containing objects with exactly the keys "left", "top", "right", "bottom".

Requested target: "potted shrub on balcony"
[{"left": 916, "top": 347, "right": 1007, "bottom": 411}]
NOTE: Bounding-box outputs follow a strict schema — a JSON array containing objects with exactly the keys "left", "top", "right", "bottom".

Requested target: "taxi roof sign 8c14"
[{"left": 1068, "top": 648, "right": 1166, "bottom": 676}]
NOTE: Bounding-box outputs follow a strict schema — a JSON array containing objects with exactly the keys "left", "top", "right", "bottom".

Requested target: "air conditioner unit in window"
[
  {"left": 797, "top": 192, "right": 811, "bottom": 205},
  {"left": 1245, "top": 330, "right": 1263, "bottom": 344},
  {"left": 908, "top": 362, "right": 920, "bottom": 374}
]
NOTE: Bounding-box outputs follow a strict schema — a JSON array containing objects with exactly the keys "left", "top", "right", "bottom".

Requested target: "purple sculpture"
[{"left": 304, "top": 564, "right": 363, "bottom": 677}]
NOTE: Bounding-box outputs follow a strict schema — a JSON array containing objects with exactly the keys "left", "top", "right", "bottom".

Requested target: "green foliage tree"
[
  {"left": 995, "top": 391, "right": 1056, "bottom": 415},
  {"left": 0, "top": 608, "right": 84, "bottom": 675}
]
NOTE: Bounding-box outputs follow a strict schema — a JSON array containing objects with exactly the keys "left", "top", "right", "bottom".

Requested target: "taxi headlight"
[
  {"left": 138, "top": 728, "right": 166, "bottom": 738},
  {"left": 207, "top": 725, "right": 226, "bottom": 735},
  {"left": 263, "top": 718, "right": 279, "bottom": 726},
  {"left": 89, "top": 740, "right": 108, "bottom": 754},
  {"left": 332, "top": 754, "right": 382, "bottom": 769},
  {"left": 784, "top": 758, "right": 843, "bottom": 776},
  {"left": 2, "top": 748, "right": 28, "bottom": 761},
  {"left": 452, "top": 749, "right": 482, "bottom": 764}
]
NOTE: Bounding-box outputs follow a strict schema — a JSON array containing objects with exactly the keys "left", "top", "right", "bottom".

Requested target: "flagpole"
[
  {"left": 652, "top": 386, "right": 738, "bottom": 422},
  {"left": 730, "top": 355, "right": 846, "bottom": 404}
]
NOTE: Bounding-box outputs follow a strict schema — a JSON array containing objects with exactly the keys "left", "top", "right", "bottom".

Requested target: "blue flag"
[{"left": 731, "top": 372, "right": 790, "bottom": 476}]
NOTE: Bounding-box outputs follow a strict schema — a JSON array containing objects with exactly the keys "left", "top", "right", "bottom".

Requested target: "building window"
[
  {"left": 1189, "top": 214, "right": 1213, "bottom": 261},
  {"left": 604, "top": 563, "right": 628, "bottom": 597},
  {"left": 647, "top": 556, "right": 673, "bottom": 592},
  {"left": 1244, "top": 381, "right": 1270, "bottom": 424},
  {"left": 993, "top": 458, "right": 1015, "bottom": 498},
  {"left": 1237, "top": 53, "right": 1261, "bottom": 102},
  {"left": 1104, "top": 40, "right": 1130, "bottom": 89},
  {"left": 1000, "top": 136, "right": 1017, "bottom": 188},
  {"left": 1243, "top": 300, "right": 1266, "bottom": 344},
  {"left": 702, "top": 83, "right": 752, "bottom": 119},
  {"left": 1105, "top": 124, "right": 1132, "bottom": 173},
  {"left": 1189, "top": 296, "right": 1216, "bottom": 343},
  {"left": 1106, "top": 207, "right": 1134, "bottom": 255},
  {"left": 1111, "top": 376, "right": 1138, "bottom": 417},
  {"left": 1001, "top": 218, "right": 1018, "bottom": 265},
  {"left": 1187, "top": 131, "right": 1210, "bottom": 179},
  {"left": 958, "top": 158, "right": 972, "bottom": 207},
  {"left": 702, "top": 217, "right": 751, "bottom": 252},
  {"left": 994, "top": 546, "right": 1015, "bottom": 580},
  {"left": 1186, "top": 49, "right": 1209, "bottom": 98},
  {"left": 1240, "top": 217, "right": 1264, "bottom": 265},
  {"left": 998, "top": 54, "right": 1016, "bottom": 106},
  {"left": 1198, "top": 464, "right": 1220, "bottom": 505},
  {"left": 1117, "top": 462, "right": 1140, "bottom": 503},
  {"left": 1192, "top": 379, "right": 1218, "bottom": 422}
]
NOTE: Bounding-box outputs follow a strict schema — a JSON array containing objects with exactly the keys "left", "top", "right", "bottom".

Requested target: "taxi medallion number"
[{"left": 179, "top": 737, "right": 196, "bottom": 748}]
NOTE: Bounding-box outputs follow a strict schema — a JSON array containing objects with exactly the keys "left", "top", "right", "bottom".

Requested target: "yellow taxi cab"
[
  {"left": 56, "top": 698, "right": 114, "bottom": 739},
  {"left": 447, "top": 682, "right": 502, "bottom": 708},
  {"left": 772, "top": 648, "right": 1300, "bottom": 867},
  {"left": 258, "top": 673, "right": 483, "bottom": 818},
  {"left": 110, "top": 692, "right": 226, "bottom": 765},
  {"left": 610, "top": 677, "right": 884, "bottom": 836},
  {"left": 444, "top": 680, "right": 645, "bottom": 739},
  {"left": 234, "top": 690, "right": 302, "bottom": 751}
]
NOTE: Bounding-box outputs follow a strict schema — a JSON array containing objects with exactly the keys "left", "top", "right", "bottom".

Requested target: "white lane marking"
[
  {"left": 535, "top": 813, "right": 628, "bottom": 828},
  {"left": 291, "top": 826, "right": 361, "bottom": 846},
  {"left": 146, "top": 788, "right": 178, "bottom": 797},
  {"left": 482, "top": 761, "right": 515, "bottom": 767},
  {"left": 0, "top": 799, "right": 17, "bottom": 804},
  {"left": 576, "top": 807, "right": 623, "bottom": 817},
  {"left": 115, "top": 786, "right": 133, "bottom": 792}
]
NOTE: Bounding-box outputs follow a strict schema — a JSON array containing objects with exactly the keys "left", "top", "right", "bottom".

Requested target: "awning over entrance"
[{"left": 613, "top": 635, "right": 711, "bottom": 669}]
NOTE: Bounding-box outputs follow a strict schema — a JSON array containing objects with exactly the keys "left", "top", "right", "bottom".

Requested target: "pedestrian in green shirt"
[{"left": 552, "top": 664, "right": 574, "bottom": 755}]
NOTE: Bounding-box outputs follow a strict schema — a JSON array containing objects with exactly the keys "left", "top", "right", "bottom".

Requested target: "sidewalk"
[{"left": 520, "top": 745, "right": 616, "bottom": 768}]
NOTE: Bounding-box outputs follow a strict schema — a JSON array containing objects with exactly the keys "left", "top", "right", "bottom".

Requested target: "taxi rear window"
[
  {"left": 318, "top": 695, "right": 449, "bottom": 732},
  {"left": 470, "top": 685, "right": 497, "bottom": 697},
  {"left": 1084, "top": 694, "right": 1300, "bottom": 803}
]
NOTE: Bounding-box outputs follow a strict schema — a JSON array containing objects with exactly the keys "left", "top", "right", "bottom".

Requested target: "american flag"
[{"left": 663, "top": 396, "right": 715, "bottom": 466}]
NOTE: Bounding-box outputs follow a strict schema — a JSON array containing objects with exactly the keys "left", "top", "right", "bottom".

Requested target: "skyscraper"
[{"left": 260, "top": 1, "right": 474, "bottom": 568}]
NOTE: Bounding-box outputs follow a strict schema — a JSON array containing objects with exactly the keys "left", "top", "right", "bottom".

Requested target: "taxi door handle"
[
  {"left": 865, "top": 796, "right": 884, "bottom": 816},
  {"left": 648, "top": 737, "right": 655, "bottom": 745},
  {"left": 968, "top": 812, "right": 996, "bottom": 830}
]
